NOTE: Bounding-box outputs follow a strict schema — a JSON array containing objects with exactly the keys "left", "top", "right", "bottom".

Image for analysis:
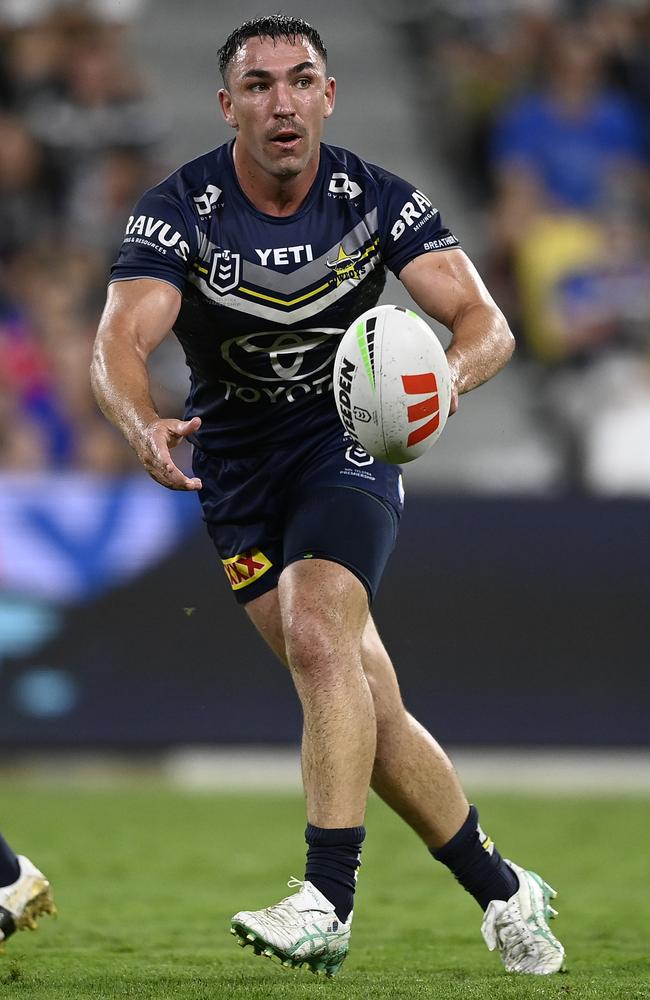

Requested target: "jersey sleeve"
[
  {"left": 110, "top": 186, "right": 198, "bottom": 293},
  {"left": 377, "top": 172, "right": 460, "bottom": 277}
]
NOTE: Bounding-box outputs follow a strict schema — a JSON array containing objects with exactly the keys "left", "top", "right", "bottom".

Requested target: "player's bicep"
[
  {"left": 399, "top": 248, "right": 497, "bottom": 330},
  {"left": 96, "top": 278, "right": 182, "bottom": 361}
]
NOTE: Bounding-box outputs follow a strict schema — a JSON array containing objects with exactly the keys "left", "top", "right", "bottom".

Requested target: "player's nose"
[{"left": 272, "top": 82, "right": 296, "bottom": 116}]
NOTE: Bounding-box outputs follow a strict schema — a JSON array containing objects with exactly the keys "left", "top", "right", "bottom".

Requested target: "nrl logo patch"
[
  {"left": 345, "top": 442, "right": 374, "bottom": 467},
  {"left": 209, "top": 248, "right": 241, "bottom": 294}
]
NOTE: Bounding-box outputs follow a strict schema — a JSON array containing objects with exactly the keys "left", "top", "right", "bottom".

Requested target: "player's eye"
[
  {"left": 249, "top": 82, "right": 268, "bottom": 92},
  {"left": 296, "top": 78, "right": 312, "bottom": 88}
]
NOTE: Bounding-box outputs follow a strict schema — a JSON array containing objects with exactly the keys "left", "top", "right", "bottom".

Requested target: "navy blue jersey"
[{"left": 111, "top": 140, "right": 459, "bottom": 455}]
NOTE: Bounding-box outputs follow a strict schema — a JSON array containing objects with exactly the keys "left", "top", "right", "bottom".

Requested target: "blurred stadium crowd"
[
  {"left": 1, "top": 0, "right": 649, "bottom": 493},
  {"left": 415, "top": 0, "right": 650, "bottom": 492},
  {"left": 0, "top": 0, "right": 166, "bottom": 475}
]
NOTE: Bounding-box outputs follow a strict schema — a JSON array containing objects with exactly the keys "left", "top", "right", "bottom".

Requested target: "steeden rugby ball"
[{"left": 334, "top": 304, "right": 451, "bottom": 464}]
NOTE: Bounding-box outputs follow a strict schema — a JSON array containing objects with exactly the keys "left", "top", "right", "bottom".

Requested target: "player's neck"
[{"left": 232, "top": 141, "right": 320, "bottom": 217}]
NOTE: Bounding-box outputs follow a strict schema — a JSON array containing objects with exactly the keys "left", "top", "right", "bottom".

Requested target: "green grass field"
[{"left": 1, "top": 784, "right": 648, "bottom": 999}]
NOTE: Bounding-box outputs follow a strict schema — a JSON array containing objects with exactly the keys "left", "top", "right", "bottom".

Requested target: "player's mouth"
[{"left": 268, "top": 128, "right": 304, "bottom": 151}]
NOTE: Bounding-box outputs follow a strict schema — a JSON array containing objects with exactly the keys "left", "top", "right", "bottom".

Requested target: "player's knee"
[
  {"left": 283, "top": 615, "right": 346, "bottom": 679},
  {"left": 283, "top": 604, "right": 367, "bottom": 683},
  {"left": 279, "top": 560, "right": 368, "bottom": 677}
]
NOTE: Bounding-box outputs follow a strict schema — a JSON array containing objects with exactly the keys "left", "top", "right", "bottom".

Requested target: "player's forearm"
[
  {"left": 90, "top": 336, "right": 160, "bottom": 452},
  {"left": 446, "top": 302, "right": 515, "bottom": 396}
]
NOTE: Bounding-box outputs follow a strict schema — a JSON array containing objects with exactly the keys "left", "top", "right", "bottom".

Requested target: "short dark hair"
[{"left": 218, "top": 14, "right": 328, "bottom": 85}]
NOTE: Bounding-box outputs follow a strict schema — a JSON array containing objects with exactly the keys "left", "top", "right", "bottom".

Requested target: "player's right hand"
[{"left": 137, "top": 416, "right": 203, "bottom": 491}]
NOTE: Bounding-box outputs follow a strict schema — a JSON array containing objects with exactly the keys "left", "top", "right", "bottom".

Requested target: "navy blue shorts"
[{"left": 192, "top": 421, "right": 404, "bottom": 605}]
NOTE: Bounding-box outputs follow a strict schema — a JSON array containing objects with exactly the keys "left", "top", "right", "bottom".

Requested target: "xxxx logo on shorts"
[{"left": 222, "top": 548, "right": 272, "bottom": 590}]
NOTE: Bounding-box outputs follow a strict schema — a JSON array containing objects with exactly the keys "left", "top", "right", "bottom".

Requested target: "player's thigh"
[
  {"left": 279, "top": 478, "right": 400, "bottom": 668},
  {"left": 247, "top": 578, "right": 370, "bottom": 670},
  {"left": 245, "top": 587, "right": 288, "bottom": 666},
  {"left": 278, "top": 557, "right": 369, "bottom": 669},
  {"left": 283, "top": 486, "right": 400, "bottom": 606},
  {"left": 247, "top": 587, "right": 404, "bottom": 721},
  {"left": 245, "top": 461, "right": 404, "bottom": 679},
  {"left": 247, "top": 560, "right": 374, "bottom": 669}
]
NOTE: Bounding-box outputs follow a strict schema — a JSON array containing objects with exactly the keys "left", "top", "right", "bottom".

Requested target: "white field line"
[{"left": 1, "top": 748, "right": 648, "bottom": 794}]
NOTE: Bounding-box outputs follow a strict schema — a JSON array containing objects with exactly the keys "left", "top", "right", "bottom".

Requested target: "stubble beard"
[{"left": 270, "top": 160, "right": 303, "bottom": 178}]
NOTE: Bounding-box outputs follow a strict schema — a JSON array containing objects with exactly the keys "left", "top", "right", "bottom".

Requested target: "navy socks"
[
  {"left": 305, "top": 823, "right": 365, "bottom": 922},
  {"left": 432, "top": 805, "right": 519, "bottom": 910},
  {"left": 0, "top": 834, "right": 20, "bottom": 888},
  {"left": 303, "top": 808, "right": 515, "bottom": 920}
]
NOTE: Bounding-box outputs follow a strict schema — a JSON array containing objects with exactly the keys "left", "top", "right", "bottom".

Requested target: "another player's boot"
[
  {"left": 0, "top": 856, "right": 55, "bottom": 951},
  {"left": 481, "top": 860, "right": 565, "bottom": 974},
  {"left": 230, "top": 877, "right": 351, "bottom": 977}
]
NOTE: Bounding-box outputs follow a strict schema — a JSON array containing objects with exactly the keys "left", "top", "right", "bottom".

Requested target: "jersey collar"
[{"left": 226, "top": 138, "right": 327, "bottom": 224}]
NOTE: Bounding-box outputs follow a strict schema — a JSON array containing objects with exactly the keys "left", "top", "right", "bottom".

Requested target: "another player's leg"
[
  {"left": 231, "top": 559, "right": 373, "bottom": 977},
  {"left": 0, "top": 834, "right": 55, "bottom": 951}
]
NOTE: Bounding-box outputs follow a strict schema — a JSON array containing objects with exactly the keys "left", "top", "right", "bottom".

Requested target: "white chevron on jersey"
[{"left": 188, "top": 247, "right": 381, "bottom": 325}]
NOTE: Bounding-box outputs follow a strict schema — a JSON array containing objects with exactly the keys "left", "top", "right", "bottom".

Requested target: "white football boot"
[
  {"left": 231, "top": 877, "right": 351, "bottom": 977},
  {"left": 481, "top": 860, "right": 565, "bottom": 974},
  {"left": 0, "top": 856, "right": 55, "bottom": 951}
]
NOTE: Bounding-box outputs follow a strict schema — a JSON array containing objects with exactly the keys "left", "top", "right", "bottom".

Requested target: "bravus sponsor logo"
[
  {"left": 124, "top": 215, "right": 190, "bottom": 260},
  {"left": 390, "top": 190, "right": 435, "bottom": 242}
]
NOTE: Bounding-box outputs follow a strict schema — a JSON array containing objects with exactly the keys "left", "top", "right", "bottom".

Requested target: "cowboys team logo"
[
  {"left": 326, "top": 244, "right": 363, "bottom": 286},
  {"left": 209, "top": 248, "right": 241, "bottom": 294}
]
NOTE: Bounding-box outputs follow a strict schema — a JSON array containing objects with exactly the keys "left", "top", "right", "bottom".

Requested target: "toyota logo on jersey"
[{"left": 220, "top": 328, "right": 342, "bottom": 383}]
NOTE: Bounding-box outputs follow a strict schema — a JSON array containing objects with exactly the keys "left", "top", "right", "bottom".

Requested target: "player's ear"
[
  {"left": 218, "top": 88, "right": 238, "bottom": 129},
  {"left": 323, "top": 76, "right": 336, "bottom": 120}
]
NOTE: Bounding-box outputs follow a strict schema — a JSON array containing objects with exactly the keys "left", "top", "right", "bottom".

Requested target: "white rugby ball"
[{"left": 334, "top": 304, "right": 451, "bottom": 464}]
